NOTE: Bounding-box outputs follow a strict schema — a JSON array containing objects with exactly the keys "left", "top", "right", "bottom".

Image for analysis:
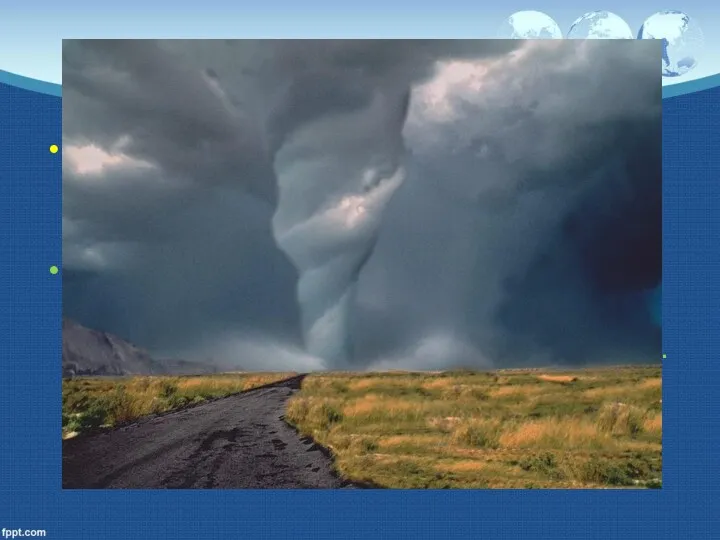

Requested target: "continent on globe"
[
  {"left": 498, "top": 11, "right": 563, "bottom": 39},
  {"left": 567, "top": 11, "right": 633, "bottom": 39},
  {"left": 638, "top": 10, "right": 704, "bottom": 77}
]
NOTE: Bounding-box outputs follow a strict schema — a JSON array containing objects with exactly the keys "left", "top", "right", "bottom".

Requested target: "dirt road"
[{"left": 62, "top": 375, "right": 355, "bottom": 489}]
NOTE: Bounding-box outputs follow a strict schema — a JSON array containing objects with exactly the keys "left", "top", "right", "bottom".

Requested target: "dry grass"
[
  {"left": 421, "top": 379, "right": 456, "bottom": 390},
  {"left": 638, "top": 378, "right": 662, "bottom": 389},
  {"left": 644, "top": 413, "right": 662, "bottom": 434},
  {"left": 596, "top": 402, "right": 648, "bottom": 437},
  {"left": 285, "top": 365, "right": 662, "bottom": 489},
  {"left": 537, "top": 374, "right": 578, "bottom": 384},
  {"left": 427, "top": 416, "right": 463, "bottom": 432},
  {"left": 344, "top": 396, "right": 428, "bottom": 418},
  {"left": 436, "top": 460, "right": 490, "bottom": 473},
  {"left": 62, "top": 372, "right": 295, "bottom": 438},
  {"left": 489, "top": 384, "right": 547, "bottom": 398},
  {"left": 498, "top": 417, "right": 615, "bottom": 450},
  {"left": 380, "top": 434, "right": 444, "bottom": 448}
]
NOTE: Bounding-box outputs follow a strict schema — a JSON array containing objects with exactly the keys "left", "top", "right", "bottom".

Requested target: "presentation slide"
[{"left": 0, "top": 4, "right": 717, "bottom": 539}]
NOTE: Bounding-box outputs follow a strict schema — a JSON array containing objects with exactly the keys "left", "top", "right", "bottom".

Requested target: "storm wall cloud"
[{"left": 62, "top": 39, "right": 661, "bottom": 371}]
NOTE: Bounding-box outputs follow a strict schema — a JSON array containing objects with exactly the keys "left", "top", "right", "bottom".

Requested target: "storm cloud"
[{"left": 62, "top": 39, "right": 661, "bottom": 371}]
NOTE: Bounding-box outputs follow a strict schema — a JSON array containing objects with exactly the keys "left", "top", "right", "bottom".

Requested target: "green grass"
[
  {"left": 285, "top": 365, "right": 662, "bottom": 489},
  {"left": 62, "top": 372, "right": 295, "bottom": 438}
]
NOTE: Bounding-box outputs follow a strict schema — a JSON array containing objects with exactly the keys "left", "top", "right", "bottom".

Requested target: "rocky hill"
[{"left": 62, "top": 318, "right": 216, "bottom": 377}]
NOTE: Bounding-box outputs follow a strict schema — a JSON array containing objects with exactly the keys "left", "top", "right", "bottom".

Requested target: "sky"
[
  {"left": 62, "top": 39, "right": 662, "bottom": 371},
  {"left": 1, "top": 1, "right": 716, "bottom": 87}
]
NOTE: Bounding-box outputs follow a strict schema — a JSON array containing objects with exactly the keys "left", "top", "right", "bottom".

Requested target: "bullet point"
[
  {"left": 49, "top": 266, "right": 59, "bottom": 275},
  {"left": 49, "top": 144, "right": 59, "bottom": 154}
]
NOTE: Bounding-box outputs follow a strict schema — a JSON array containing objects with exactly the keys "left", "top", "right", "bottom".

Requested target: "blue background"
[{"left": 1, "top": 42, "right": 719, "bottom": 540}]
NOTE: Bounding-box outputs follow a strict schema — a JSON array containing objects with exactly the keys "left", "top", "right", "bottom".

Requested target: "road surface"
[{"left": 62, "top": 375, "right": 355, "bottom": 489}]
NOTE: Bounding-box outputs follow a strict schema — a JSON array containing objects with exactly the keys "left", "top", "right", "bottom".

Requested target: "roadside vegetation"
[
  {"left": 285, "top": 366, "right": 662, "bottom": 489},
  {"left": 62, "top": 372, "right": 295, "bottom": 438}
]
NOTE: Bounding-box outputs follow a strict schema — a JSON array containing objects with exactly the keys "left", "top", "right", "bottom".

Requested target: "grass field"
[
  {"left": 285, "top": 366, "right": 662, "bottom": 489},
  {"left": 62, "top": 372, "right": 295, "bottom": 438}
]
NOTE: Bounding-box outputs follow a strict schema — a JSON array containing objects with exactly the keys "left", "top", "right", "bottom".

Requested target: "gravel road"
[{"left": 62, "top": 375, "right": 355, "bottom": 489}]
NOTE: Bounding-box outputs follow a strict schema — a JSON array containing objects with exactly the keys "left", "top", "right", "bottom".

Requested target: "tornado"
[
  {"left": 249, "top": 41, "right": 521, "bottom": 367},
  {"left": 269, "top": 84, "right": 411, "bottom": 366}
]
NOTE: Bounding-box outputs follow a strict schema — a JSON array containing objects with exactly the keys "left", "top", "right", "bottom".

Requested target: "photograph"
[{"left": 61, "top": 38, "right": 662, "bottom": 489}]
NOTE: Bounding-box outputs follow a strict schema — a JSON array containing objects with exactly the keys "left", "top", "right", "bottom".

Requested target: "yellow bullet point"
[{"left": 49, "top": 144, "right": 59, "bottom": 154}]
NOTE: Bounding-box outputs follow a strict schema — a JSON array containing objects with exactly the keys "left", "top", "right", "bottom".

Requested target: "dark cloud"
[
  {"left": 63, "top": 39, "right": 276, "bottom": 201},
  {"left": 62, "top": 39, "right": 661, "bottom": 370},
  {"left": 353, "top": 40, "right": 661, "bottom": 368}
]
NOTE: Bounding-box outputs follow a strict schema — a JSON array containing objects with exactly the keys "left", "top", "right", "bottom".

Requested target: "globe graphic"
[
  {"left": 638, "top": 10, "right": 705, "bottom": 77},
  {"left": 567, "top": 11, "right": 633, "bottom": 39},
  {"left": 498, "top": 11, "right": 563, "bottom": 39}
]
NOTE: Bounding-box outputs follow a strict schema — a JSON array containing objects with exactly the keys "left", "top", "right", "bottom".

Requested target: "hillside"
[{"left": 62, "top": 318, "right": 216, "bottom": 377}]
